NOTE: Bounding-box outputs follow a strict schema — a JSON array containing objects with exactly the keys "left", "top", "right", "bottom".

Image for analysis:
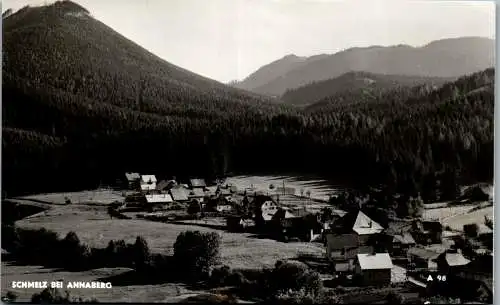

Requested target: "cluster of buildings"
[
  {"left": 122, "top": 173, "right": 492, "bottom": 301},
  {"left": 322, "top": 209, "right": 492, "bottom": 302},
  {"left": 123, "top": 172, "right": 236, "bottom": 211}
]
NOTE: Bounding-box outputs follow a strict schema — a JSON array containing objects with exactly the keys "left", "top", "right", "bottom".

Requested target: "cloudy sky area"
[{"left": 3, "top": 0, "right": 496, "bottom": 83}]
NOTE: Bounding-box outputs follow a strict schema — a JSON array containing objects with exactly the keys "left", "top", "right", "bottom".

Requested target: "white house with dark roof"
[
  {"left": 354, "top": 252, "right": 393, "bottom": 286},
  {"left": 140, "top": 175, "right": 157, "bottom": 191}
]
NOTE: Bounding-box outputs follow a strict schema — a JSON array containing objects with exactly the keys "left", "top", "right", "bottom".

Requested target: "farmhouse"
[
  {"left": 189, "top": 188, "right": 207, "bottom": 202},
  {"left": 124, "top": 172, "right": 141, "bottom": 190},
  {"left": 325, "top": 233, "right": 359, "bottom": 273},
  {"left": 140, "top": 175, "right": 157, "bottom": 192},
  {"left": 331, "top": 210, "right": 384, "bottom": 251},
  {"left": 407, "top": 247, "right": 439, "bottom": 271},
  {"left": 412, "top": 220, "right": 443, "bottom": 244},
  {"left": 354, "top": 252, "right": 393, "bottom": 286},
  {"left": 436, "top": 249, "right": 470, "bottom": 275}
]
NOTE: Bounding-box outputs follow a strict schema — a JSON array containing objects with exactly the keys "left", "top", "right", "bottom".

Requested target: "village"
[{"left": 109, "top": 172, "right": 494, "bottom": 304}]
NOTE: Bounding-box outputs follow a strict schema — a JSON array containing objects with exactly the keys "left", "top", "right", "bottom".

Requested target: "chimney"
[{"left": 369, "top": 220, "right": 372, "bottom": 228}]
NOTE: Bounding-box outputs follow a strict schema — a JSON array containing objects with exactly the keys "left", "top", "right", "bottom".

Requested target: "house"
[
  {"left": 140, "top": 175, "right": 157, "bottom": 192},
  {"left": 331, "top": 210, "right": 384, "bottom": 251},
  {"left": 189, "top": 188, "right": 207, "bottom": 202},
  {"left": 325, "top": 233, "right": 359, "bottom": 273},
  {"left": 189, "top": 178, "right": 207, "bottom": 189},
  {"left": 169, "top": 185, "right": 190, "bottom": 202},
  {"left": 354, "top": 252, "right": 393, "bottom": 286},
  {"left": 412, "top": 220, "right": 443, "bottom": 244},
  {"left": 145, "top": 193, "right": 173, "bottom": 205},
  {"left": 436, "top": 249, "right": 470, "bottom": 275},
  {"left": 407, "top": 247, "right": 439, "bottom": 271},
  {"left": 124, "top": 172, "right": 141, "bottom": 190},
  {"left": 382, "top": 220, "right": 415, "bottom": 256},
  {"left": 156, "top": 180, "right": 177, "bottom": 192}
]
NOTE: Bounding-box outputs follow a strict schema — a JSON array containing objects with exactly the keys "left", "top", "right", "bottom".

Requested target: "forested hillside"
[
  {"left": 2, "top": 1, "right": 494, "bottom": 207},
  {"left": 281, "top": 72, "right": 454, "bottom": 106}
]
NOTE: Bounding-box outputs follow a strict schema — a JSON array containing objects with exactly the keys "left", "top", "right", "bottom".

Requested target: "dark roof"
[
  {"left": 326, "top": 233, "right": 358, "bottom": 250},
  {"left": 190, "top": 179, "right": 206, "bottom": 188},
  {"left": 385, "top": 220, "right": 413, "bottom": 235},
  {"left": 156, "top": 180, "right": 176, "bottom": 191}
]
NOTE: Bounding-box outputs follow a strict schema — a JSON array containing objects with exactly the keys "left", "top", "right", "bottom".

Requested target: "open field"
[
  {"left": 422, "top": 204, "right": 476, "bottom": 222},
  {"left": 17, "top": 190, "right": 125, "bottom": 206},
  {"left": 16, "top": 204, "right": 324, "bottom": 270},
  {"left": 441, "top": 206, "right": 493, "bottom": 231},
  {"left": 227, "top": 175, "right": 341, "bottom": 202}
]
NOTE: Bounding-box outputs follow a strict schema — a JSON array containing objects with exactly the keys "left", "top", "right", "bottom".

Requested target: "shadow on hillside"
[
  {"left": 2, "top": 260, "right": 66, "bottom": 274},
  {"left": 294, "top": 253, "right": 331, "bottom": 274},
  {"left": 168, "top": 221, "right": 227, "bottom": 231}
]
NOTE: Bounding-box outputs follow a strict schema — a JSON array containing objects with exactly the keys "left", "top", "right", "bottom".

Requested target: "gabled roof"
[
  {"left": 477, "top": 224, "right": 493, "bottom": 235},
  {"left": 145, "top": 194, "right": 173, "bottom": 203},
  {"left": 141, "top": 175, "right": 157, "bottom": 184},
  {"left": 170, "top": 186, "right": 189, "bottom": 201},
  {"left": 357, "top": 253, "right": 393, "bottom": 270},
  {"left": 125, "top": 172, "right": 140, "bottom": 181},
  {"left": 334, "top": 210, "right": 383, "bottom": 235},
  {"left": 190, "top": 178, "right": 206, "bottom": 188},
  {"left": 352, "top": 211, "right": 384, "bottom": 235}
]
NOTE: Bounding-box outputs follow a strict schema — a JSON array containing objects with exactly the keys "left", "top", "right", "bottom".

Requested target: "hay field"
[
  {"left": 422, "top": 204, "right": 476, "bottom": 222},
  {"left": 226, "top": 175, "right": 340, "bottom": 202},
  {"left": 17, "top": 190, "right": 125, "bottom": 205},
  {"left": 441, "top": 206, "right": 493, "bottom": 231},
  {"left": 16, "top": 204, "right": 324, "bottom": 270}
]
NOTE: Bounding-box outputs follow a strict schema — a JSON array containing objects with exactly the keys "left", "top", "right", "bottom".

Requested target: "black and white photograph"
[{"left": 1, "top": 0, "right": 495, "bottom": 303}]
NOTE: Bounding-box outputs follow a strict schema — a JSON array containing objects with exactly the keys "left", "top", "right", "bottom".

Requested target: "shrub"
[
  {"left": 386, "top": 291, "right": 405, "bottom": 304},
  {"left": 271, "top": 261, "right": 322, "bottom": 295},
  {"left": 173, "top": 231, "right": 221, "bottom": 281},
  {"left": 187, "top": 201, "right": 201, "bottom": 215},
  {"left": 210, "top": 265, "right": 232, "bottom": 286},
  {"left": 31, "top": 288, "right": 99, "bottom": 303},
  {"left": 2, "top": 291, "right": 18, "bottom": 303}
]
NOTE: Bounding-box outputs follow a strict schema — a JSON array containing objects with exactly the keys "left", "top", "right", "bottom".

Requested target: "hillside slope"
[
  {"left": 242, "top": 37, "right": 494, "bottom": 96},
  {"left": 281, "top": 72, "right": 455, "bottom": 106},
  {"left": 233, "top": 54, "right": 328, "bottom": 94},
  {"left": 2, "top": 0, "right": 275, "bottom": 118}
]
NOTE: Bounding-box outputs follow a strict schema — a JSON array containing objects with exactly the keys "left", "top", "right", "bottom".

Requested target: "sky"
[{"left": 2, "top": 0, "right": 496, "bottom": 83}]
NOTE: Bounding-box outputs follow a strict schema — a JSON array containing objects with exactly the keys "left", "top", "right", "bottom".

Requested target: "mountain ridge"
[{"left": 234, "top": 36, "right": 494, "bottom": 96}]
